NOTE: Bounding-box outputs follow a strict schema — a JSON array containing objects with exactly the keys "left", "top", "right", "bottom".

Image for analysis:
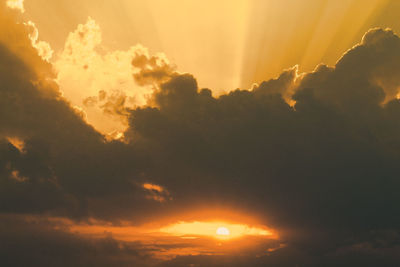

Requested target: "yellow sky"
[
  {"left": 17, "top": 0, "right": 400, "bottom": 134},
  {"left": 3, "top": 2, "right": 400, "bottom": 264},
  {"left": 23, "top": 0, "right": 399, "bottom": 90}
]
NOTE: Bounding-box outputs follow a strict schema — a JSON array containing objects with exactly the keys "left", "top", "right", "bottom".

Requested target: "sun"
[
  {"left": 159, "top": 221, "right": 275, "bottom": 240},
  {"left": 216, "top": 226, "right": 230, "bottom": 236}
]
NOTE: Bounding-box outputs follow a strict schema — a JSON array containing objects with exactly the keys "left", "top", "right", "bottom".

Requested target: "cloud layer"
[{"left": 1, "top": 1, "right": 400, "bottom": 266}]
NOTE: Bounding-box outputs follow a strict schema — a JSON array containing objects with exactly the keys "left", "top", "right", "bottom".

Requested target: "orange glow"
[
  {"left": 10, "top": 170, "right": 28, "bottom": 182},
  {"left": 43, "top": 215, "right": 282, "bottom": 259},
  {"left": 69, "top": 220, "right": 275, "bottom": 241},
  {"left": 6, "top": 137, "right": 25, "bottom": 153},
  {"left": 142, "top": 183, "right": 172, "bottom": 202},
  {"left": 143, "top": 183, "right": 164, "bottom": 192},
  {"left": 160, "top": 221, "right": 274, "bottom": 240}
]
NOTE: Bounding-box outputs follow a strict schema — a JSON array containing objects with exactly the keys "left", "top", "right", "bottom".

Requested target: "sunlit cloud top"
[{"left": 6, "top": 0, "right": 24, "bottom": 12}]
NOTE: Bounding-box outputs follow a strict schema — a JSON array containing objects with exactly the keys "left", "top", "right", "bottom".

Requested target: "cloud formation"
[
  {"left": 6, "top": 0, "right": 23, "bottom": 12},
  {"left": 55, "top": 17, "right": 176, "bottom": 135},
  {"left": 25, "top": 21, "right": 53, "bottom": 62},
  {"left": 125, "top": 27, "right": 400, "bottom": 266},
  {"left": 1, "top": 1, "right": 400, "bottom": 266}
]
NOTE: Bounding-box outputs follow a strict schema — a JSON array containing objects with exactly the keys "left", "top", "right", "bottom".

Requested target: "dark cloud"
[
  {"left": 126, "top": 28, "right": 400, "bottom": 265},
  {"left": 1, "top": 1, "right": 400, "bottom": 265},
  {"left": 131, "top": 47, "right": 176, "bottom": 86},
  {"left": 0, "top": 215, "right": 157, "bottom": 267},
  {"left": 0, "top": 4, "right": 146, "bottom": 220},
  {"left": 83, "top": 89, "right": 131, "bottom": 120}
]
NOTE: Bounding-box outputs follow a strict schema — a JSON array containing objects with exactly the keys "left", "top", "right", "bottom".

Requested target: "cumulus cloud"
[
  {"left": 131, "top": 45, "right": 176, "bottom": 86},
  {"left": 2, "top": 1, "right": 400, "bottom": 265},
  {"left": 25, "top": 21, "right": 53, "bottom": 62},
  {"left": 55, "top": 17, "right": 176, "bottom": 135},
  {"left": 6, "top": 0, "right": 23, "bottom": 12},
  {"left": 252, "top": 65, "right": 301, "bottom": 106},
  {"left": 124, "top": 28, "right": 400, "bottom": 265},
  {"left": 0, "top": 3, "right": 141, "bottom": 217}
]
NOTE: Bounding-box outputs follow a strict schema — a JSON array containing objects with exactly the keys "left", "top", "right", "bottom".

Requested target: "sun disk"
[{"left": 216, "top": 226, "right": 230, "bottom": 236}]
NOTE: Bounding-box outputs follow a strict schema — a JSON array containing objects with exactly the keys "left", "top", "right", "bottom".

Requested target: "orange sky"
[{"left": 43, "top": 214, "right": 281, "bottom": 260}]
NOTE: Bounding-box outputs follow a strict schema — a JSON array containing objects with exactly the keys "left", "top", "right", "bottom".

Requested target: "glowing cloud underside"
[
  {"left": 160, "top": 221, "right": 273, "bottom": 239},
  {"left": 65, "top": 218, "right": 282, "bottom": 259}
]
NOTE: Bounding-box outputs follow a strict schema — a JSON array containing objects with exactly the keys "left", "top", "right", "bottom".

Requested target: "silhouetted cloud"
[
  {"left": 1, "top": 0, "right": 400, "bottom": 265},
  {"left": 0, "top": 215, "right": 157, "bottom": 267}
]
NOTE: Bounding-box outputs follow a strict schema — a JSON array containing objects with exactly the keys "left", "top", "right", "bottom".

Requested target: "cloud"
[
  {"left": 6, "top": 0, "right": 23, "bottom": 13},
  {"left": 1, "top": 2, "right": 400, "bottom": 265},
  {"left": 142, "top": 183, "right": 172, "bottom": 202},
  {"left": 124, "top": 28, "right": 400, "bottom": 265},
  {"left": 0, "top": 4, "right": 142, "bottom": 218},
  {"left": 252, "top": 65, "right": 301, "bottom": 106},
  {"left": 0, "top": 214, "right": 285, "bottom": 266},
  {"left": 0, "top": 214, "right": 157, "bottom": 267},
  {"left": 131, "top": 45, "right": 176, "bottom": 86},
  {"left": 25, "top": 21, "right": 53, "bottom": 62},
  {"left": 55, "top": 17, "right": 176, "bottom": 135}
]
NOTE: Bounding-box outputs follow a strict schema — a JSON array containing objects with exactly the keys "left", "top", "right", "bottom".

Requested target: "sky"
[{"left": 1, "top": 0, "right": 400, "bottom": 266}]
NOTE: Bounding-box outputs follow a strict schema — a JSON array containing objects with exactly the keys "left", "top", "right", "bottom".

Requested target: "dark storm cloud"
[
  {"left": 0, "top": 4, "right": 151, "bottom": 220},
  {"left": 128, "top": 27, "right": 400, "bottom": 223},
  {"left": 126, "top": 28, "right": 400, "bottom": 265},
  {"left": 1, "top": 0, "right": 400, "bottom": 264}
]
